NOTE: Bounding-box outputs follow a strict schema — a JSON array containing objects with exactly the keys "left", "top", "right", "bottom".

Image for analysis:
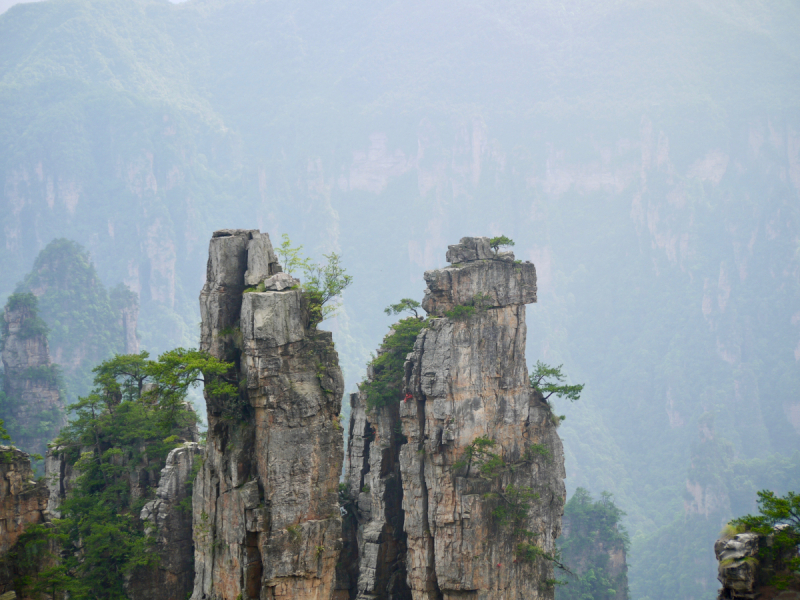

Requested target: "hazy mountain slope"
[{"left": 1, "top": 1, "right": 799, "bottom": 598}]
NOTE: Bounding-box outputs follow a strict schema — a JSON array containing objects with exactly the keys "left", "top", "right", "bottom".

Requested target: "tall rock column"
[
  {"left": 0, "top": 446, "right": 48, "bottom": 594},
  {"left": 1, "top": 293, "right": 64, "bottom": 457},
  {"left": 400, "top": 237, "right": 566, "bottom": 600},
  {"left": 192, "top": 229, "right": 344, "bottom": 600}
]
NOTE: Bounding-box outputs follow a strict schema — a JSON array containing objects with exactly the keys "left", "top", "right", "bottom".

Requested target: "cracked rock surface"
[
  {"left": 192, "top": 229, "right": 343, "bottom": 600},
  {"left": 344, "top": 236, "right": 565, "bottom": 600}
]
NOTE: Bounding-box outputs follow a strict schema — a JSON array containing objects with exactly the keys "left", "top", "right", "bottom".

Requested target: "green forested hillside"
[{"left": 1, "top": 1, "right": 799, "bottom": 597}]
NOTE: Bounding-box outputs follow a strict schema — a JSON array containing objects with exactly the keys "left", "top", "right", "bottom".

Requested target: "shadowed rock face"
[
  {"left": 192, "top": 229, "right": 344, "bottom": 600},
  {"left": 344, "top": 237, "right": 565, "bottom": 600},
  {"left": 715, "top": 532, "right": 800, "bottom": 600},
  {"left": 343, "top": 389, "right": 412, "bottom": 600},
  {"left": 0, "top": 447, "right": 48, "bottom": 594},
  {"left": 1, "top": 300, "right": 65, "bottom": 457},
  {"left": 129, "top": 442, "right": 203, "bottom": 600}
]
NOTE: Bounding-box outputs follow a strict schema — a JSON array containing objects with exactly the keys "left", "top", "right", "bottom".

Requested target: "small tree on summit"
[
  {"left": 384, "top": 298, "right": 422, "bottom": 319},
  {"left": 489, "top": 235, "right": 515, "bottom": 255}
]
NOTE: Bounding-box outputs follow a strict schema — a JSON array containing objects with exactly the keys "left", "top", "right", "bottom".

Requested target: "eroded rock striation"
[
  {"left": 1, "top": 295, "right": 65, "bottom": 457},
  {"left": 0, "top": 446, "right": 48, "bottom": 594},
  {"left": 343, "top": 387, "right": 411, "bottom": 600},
  {"left": 345, "top": 236, "right": 565, "bottom": 600},
  {"left": 129, "top": 442, "right": 203, "bottom": 600},
  {"left": 715, "top": 532, "right": 800, "bottom": 600},
  {"left": 192, "top": 229, "right": 344, "bottom": 600}
]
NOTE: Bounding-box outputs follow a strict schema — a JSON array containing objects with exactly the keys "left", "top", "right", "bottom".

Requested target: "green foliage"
[
  {"left": 731, "top": 490, "right": 800, "bottom": 584},
  {"left": 384, "top": 298, "right": 421, "bottom": 318},
  {"left": 489, "top": 235, "right": 515, "bottom": 254},
  {"left": 14, "top": 240, "right": 138, "bottom": 407},
  {"left": 362, "top": 317, "right": 426, "bottom": 411},
  {"left": 287, "top": 524, "right": 302, "bottom": 542},
  {"left": 276, "top": 234, "right": 313, "bottom": 276},
  {"left": 274, "top": 235, "right": 353, "bottom": 328},
  {"left": 9, "top": 349, "right": 233, "bottom": 598},
  {"left": 444, "top": 304, "right": 476, "bottom": 321},
  {"left": 302, "top": 251, "right": 353, "bottom": 329},
  {"left": 2, "top": 293, "right": 49, "bottom": 341},
  {"left": 556, "top": 488, "right": 629, "bottom": 600},
  {"left": 0, "top": 416, "right": 11, "bottom": 443},
  {"left": 530, "top": 362, "right": 584, "bottom": 403}
]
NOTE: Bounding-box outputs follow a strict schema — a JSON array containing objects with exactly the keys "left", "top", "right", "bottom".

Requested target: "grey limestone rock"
[
  {"left": 129, "top": 443, "right": 203, "bottom": 600},
  {"left": 263, "top": 272, "right": 299, "bottom": 291},
  {"left": 192, "top": 229, "right": 344, "bottom": 600},
  {"left": 0, "top": 447, "right": 48, "bottom": 595},
  {"left": 421, "top": 258, "right": 536, "bottom": 317},
  {"left": 245, "top": 231, "right": 280, "bottom": 286},
  {"left": 1, "top": 301, "right": 65, "bottom": 457},
  {"left": 444, "top": 237, "right": 494, "bottom": 263},
  {"left": 342, "top": 389, "right": 411, "bottom": 600},
  {"left": 400, "top": 241, "right": 564, "bottom": 600}
]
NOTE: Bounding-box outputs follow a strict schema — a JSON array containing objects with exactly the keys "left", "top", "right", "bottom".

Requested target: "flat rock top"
[{"left": 422, "top": 239, "right": 536, "bottom": 316}]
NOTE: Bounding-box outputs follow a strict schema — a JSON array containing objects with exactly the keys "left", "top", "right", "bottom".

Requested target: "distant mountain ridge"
[{"left": 1, "top": 1, "right": 799, "bottom": 598}]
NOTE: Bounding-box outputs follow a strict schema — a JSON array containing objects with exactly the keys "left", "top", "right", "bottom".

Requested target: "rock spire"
[
  {"left": 345, "top": 236, "right": 566, "bottom": 600},
  {"left": 191, "top": 229, "right": 344, "bottom": 600}
]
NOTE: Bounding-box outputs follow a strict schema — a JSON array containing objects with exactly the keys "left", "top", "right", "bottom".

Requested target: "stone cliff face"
[
  {"left": 0, "top": 446, "right": 48, "bottom": 594},
  {"left": 344, "top": 237, "right": 566, "bottom": 600},
  {"left": 129, "top": 442, "right": 203, "bottom": 600},
  {"left": 192, "top": 229, "right": 344, "bottom": 600},
  {"left": 1, "top": 295, "right": 64, "bottom": 457},
  {"left": 343, "top": 388, "right": 411, "bottom": 600},
  {"left": 715, "top": 532, "right": 800, "bottom": 600}
]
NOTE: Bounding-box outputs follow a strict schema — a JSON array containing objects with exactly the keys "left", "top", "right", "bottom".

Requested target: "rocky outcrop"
[
  {"left": 399, "top": 237, "right": 565, "bottom": 600},
  {"left": 1, "top": 294, "right": 64, "bottom": 457},
  {"left": 343, "top": 388, "right": 411, "bottom": 600},
  {"left": 110, "top": 283, "right": 140, "bottom": 354},
  {"left": 715, "top": 532, "right": 800, "bottom": 600},
  {"left": 343, "top": 237, "right": 565, "bottom": 600},
  {"left": 0, "top": 446, "right": 48, "bottom": 594},
  {"left": 129, "top": 442, "right": 203, "bottom": 600},
  {"left": 192, "top": 229, "right": 344, "bottom": 600}
]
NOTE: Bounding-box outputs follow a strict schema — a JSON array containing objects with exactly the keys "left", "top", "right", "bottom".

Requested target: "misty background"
[{"left": 1, "top": 1, "right": 799, "bottom": 598}]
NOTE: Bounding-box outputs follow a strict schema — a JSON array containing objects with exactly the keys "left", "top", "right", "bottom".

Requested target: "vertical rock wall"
[
  {"left": 343, "top": 387, "right": 411, "bottom": 600},
  {"left": 0, "top": 447, "right": 48, "bottom": 594},
  {"left": 1, "top": 296, "right": 64, "bottom": 457},
  {"left": 400, "top": 239, "right": 565, "bottom": 600},
  {"left": 345, "top": 237, "right": 566, "bottom": 600},
  {"left": 192, "top": 229, "right": 344, "bottom": 600},
  {"left": 129, "top": 442, "right": 203, "bottom": 600}
]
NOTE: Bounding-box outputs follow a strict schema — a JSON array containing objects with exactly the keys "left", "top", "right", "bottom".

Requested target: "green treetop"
[
  {"left": 384, "top": 298, "right": 422, "bottom": 318},
  {"left": 272, "top": 234, "right": 353, "bottom": 329},
  {"left": 489, "top": 235, "right": 515, "bottom": 255},
  {"left": 530, "top": 361, "right": 584, "bottom": 403}
]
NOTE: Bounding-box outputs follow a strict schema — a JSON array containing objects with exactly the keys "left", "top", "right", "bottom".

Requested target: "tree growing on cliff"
[
  {"left": 557, "top": 488, "right": 630, "bottom": 600},
  {"left": 489, "top": 235, "right": 515, "bottom": 255},
  {"left": 384, "top": 298, "right": 421, "bottom": 318},
  {"left": 16, "top": 349, "right": 234, "bottom": 599},
  {"left": 362, "top": 317, "right": 426, "bottom": 411},
  {"left": 274, "top": 235, "right": 353, "bottom": 328},
  {"left": 731, "top": 490, "right": 800, "bottom": 586},
  {"left": 530, "top": 361, "right": 584, "bottom": 402}
]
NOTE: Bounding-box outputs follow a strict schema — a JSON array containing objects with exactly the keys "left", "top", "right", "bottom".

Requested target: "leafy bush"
[
  {"left": 273, "top": 235, "right": 353, "bottom": 329},
  {"left": 444, "top": 305, "right": 476, "bottom": 321},
  {"left": 362, "top": 317, "right": 426, "bottom": 411},
  {"left": 731, "top": 490, "right": 800, "bottom": 587},
  {"left": 9, "top": 349, "right": 235, "bottom": 598},
  {"left": 489, "top": 235, "right": 515, "bottom": 254}
]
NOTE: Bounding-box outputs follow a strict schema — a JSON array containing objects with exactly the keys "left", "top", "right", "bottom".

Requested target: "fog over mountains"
[{"left": 1, "top": 1, "right": 799, "bottom": 598}]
